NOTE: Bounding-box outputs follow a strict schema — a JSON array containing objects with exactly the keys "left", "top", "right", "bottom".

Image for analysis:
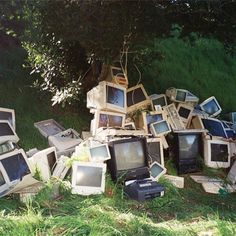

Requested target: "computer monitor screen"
[
  {"left": 179, "top": 134, "right": 200, "bottom": 159},
  {"left": 1, "top": 153, "right": 30, "bottom": 181},
  {"left": 146, "top": 114, "right": 163, "bottom": 125},
  {"left": 211, "top": 143, "right": 228, "bottom": 162},
  {"left": 152, "top": 121, "right": 170, "bottom": 134},
  {"left": 0, "top": 142, "right": 14, "bottom": 155},
  {"left": 176, "top": 90, "right": 187, "bottom": 102},
  {"left": 113, "top": 140, "right": 146, "bottom": 171},
  {"left": 75, "top": 165, "right": 103, "bottom": 187},
  {"left": 98, "top": 114, "right": 123, "bottom": 128},
  {"left": 233, "top": 113, "right": 236, "bottom": 123},
  {"left": 127, "top": 87, "right": 147, "bottom": 107},
  {"left": 107, "top": 85, "right": 124, "bottom": 108},
  {"left": 89, "top": 145, "right": 110, "bottom": 162},
  {"left": 47, "top": 151, "right": 57, "bottom": 174},
  {"left": 153, "top": 96, "right": 166, "bottom": 107},
  {"left": 201, "top": 99, "right": 220, "bottom": 116},
  {"left": 178, "top": 107, "right": 191, "bottom": 119},
  {"left": 0, "top": 123, "right": 14, "bottom": 136},
  {"left": 0, "top": 111, "right": 14, "bottom": 128},
  {"left": 150, "top": 162, "right": 165, "bottom": 179},
  {"left": 0, "top": 170, "right": 5, "bottom": 186},
  {"left": 147, "top": 140, "right": 162, "bottom": 164},
  {"left": 202, "top": 118, "right": 227, "bottom": 138}
]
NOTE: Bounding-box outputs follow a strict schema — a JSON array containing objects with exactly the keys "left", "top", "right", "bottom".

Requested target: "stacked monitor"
[
  {"left": 150, "top": 120, "right": 171, "bottom": 137},
  {"left": 0, "top": 120, "right": 19, "bottom": 144},
  {"left": 108, "top": 137, "right": 150, "bottom": 181},
  {"left": 142, "top": 111, "right": 164, "bottom": 134},
  {"left": 166, "top": 88, "right": 188, "bottom": 103},
  {"left": 88, "top": 144, "right": 111, "bottom": 163},
  {"left": 0, "top": 108, "right": 15, "bottom": 130},
  {"left": 199, "top": 96, "right": 222, "bottom": 117},
  {"left": 149, "top": 94, "right": 167, "bottom": 109}
]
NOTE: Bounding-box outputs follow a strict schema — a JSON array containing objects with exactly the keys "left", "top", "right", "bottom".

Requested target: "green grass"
[{"left": 1, "top": 44, "right": 236, "bottom": 235}]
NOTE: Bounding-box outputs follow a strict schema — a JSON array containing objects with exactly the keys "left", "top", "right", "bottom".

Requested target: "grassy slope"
[{"left": 0, "top": 43, "right": 236, "bottom": 235}]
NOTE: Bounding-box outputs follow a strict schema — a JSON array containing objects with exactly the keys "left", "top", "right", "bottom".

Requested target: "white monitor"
[
  {"left": 93, "top": 110, "right": 125, "bottom": 135},
  {"left": 199, "top": 96, "right": 222, "bottom": 117},
  {"left": 89, "top": 144, "right": 111, "bottom": 163},
  {"left": 149, "top": 162, "right": 166, "bottom": 180},
  {"left": 52, "top": 156, "right": 70, "bottom": 180},
  {"left": 146, "top": 138, "right": 164, "bottom": 166},
  {"left": 166, "top": 88, "right": 188, "bottom": 103},
  {"left": 71, "top": 161, "right": 106, "bottom": 195},
  {"left": 0, "top": 141, "right": 15, "bottom": 155},
  {"left": 142, "top": 111, "right": 164, "bottom": 134},
  {"left": 0, "top": 107, "right": 15, "bottom": 130},
  {"left": 126, "top": 84, "right": 151, "bottom": 113},
  {"left": 29, "top": 147, "right": 58, "bottom": 182},
  {"left": 87, "top": 81, "right": 127, "bottom": 114},
  {"left": 0, "top": 149, "right": 35, "bottom": 197},
  {"left": 0, "top": 120, "right": 19, "bottom": 144},
  {"left": 124, "top": 122, "right": 136, "bottom": 130},
  {"left": 150, "top": 120, "right": 171, "bottom": 137},
  {"left": 149, "top": 94, "right": 167, "bottom": 109},
  {"left": 204, "top": 139, "right": 230, "bottom": 168}
]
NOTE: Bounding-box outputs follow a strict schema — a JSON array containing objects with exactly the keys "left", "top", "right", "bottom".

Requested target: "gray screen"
[
  {"left": 98, "top": 114, "right": 123, "bottom": 128},
  {"left": 0, "top": 123, "right": 14, "bottom": 136},
  {"left": 147, "top": 141, "right": 161, "bottom": 164},
  {"left": 107, "top": 86, "right": 124, "bottom": 108},
  {"left": 150, "top": 163, "right": 164, "bottom": 178},
  {"left": 179, "top": 134, "right": 199, "bottom": 159},
  {"left": 90, "top": 146, "right": 109, "bottom": 161},
  {"left": 75, "top": 166, "right": 102, "bottom": 187},
  {"left": 211, "top": 143, "right": 228, "bottom": 162},
  {"left": 0, "top": 111, "right": 13, "bottom": 128},
  {"left": 153, "top": 121, "right": 169, "bottom": 134}
]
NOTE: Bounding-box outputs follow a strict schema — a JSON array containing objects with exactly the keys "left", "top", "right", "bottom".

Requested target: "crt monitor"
[
  {"left": 71, "top": 161, "right": 106, "bottom": 195},
  {"left": 199, "top": 96, "right": 222, "bottom": 117},
  {"left": 0, "top": 120, "right": 19, "bottom": 144},
  {"left": 177, "top": 104, "right": 193, "bottom": 123},
  {"left": 146, "top": 138, "right": 164, "bottom": 166},
  {"left": 149, "top": 94, "right": 167, "bottom": 108},
  {"left": 166, "top": 88, "right": 187, "bottom": 103},
  {"left": 0, "top": 107, "right": 15, "bottom": 130},
  {"left": 204, "top": 139, "right": 230, "bottom": 168},
  {"left": 150, "top": 162, "right": 166, "bottom": 181},
  {"left": 89, "top": 144, "right": 111, "bottom": 162},
  {"left": 150, "top": 120, "right": 171, "bottom": 137},
  {"left": 142, "top": 111, "right": 164, "bottom": 134},
  {"left": 108, "top": 137, "right": 150, "bottom": 181}
]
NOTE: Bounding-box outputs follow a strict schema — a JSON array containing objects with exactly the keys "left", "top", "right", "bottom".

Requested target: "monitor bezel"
[
  {"left": 29, "top": 147, "right": 58, "bottom": 182},
  {"left": 149, "top": 161, "right": 166, "bottom": 181},
  {"left": 199, "top": 96, "right": 222, "bottom": 117},
  {"left": 71, "top": 161, "right": 106, "bottom": 195},
  {"left": 150, "top": 120, "right": 171, "bottom": 137},
  {"left": 146, "top": 137, "right": 164, "bottom": 166},
  {"left": 150, "top": 94, "right": 167, "bottom": 109},
  {"left": 0, "top": 120, "right": 19, "bottom": 145},
  {"left": 177, "top": 104, "right": 194, "bottom": 124},
  {"left": 127, "top": 84, "right": 151, "bottom": 113},
  {"left": 166, "top": 88, "right": 188, "bottom": 103},
  {"left": 88, "top": 143, "right": 111, "bottom": 163},
  {"left": 0, "top": 107, "right": 16, "bottom": 131},
  {"left": 204, "top": 139, "right": 230, "bottom": 168}
]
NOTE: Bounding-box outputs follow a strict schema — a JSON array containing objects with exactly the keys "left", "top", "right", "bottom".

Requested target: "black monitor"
[
  {"left": 173, "top": 132, "right": 202, "bottom": 174},
  {"left": 178, "top": 107, "right": 191, "bottom": 119},
  {"left": 108, "top": 137, "right": 149, "bottom": 181}
]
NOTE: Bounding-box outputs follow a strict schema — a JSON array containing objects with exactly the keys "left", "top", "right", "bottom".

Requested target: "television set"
[
  {"left": 150, "top": 120, "right": 171, "bottom": 137},
  {"left": 146, "top": 138, "right": 164, "bottom": 166},
  {"left": 149, "top": 162, "right": 166, "bottom": 180},
  {"left": 92, "top": 110, "right": 125, "bottom": 135},
  {"left": 172, "top": 130, "right": 203, "bottom": 174},
  {"left": 108, "top": 137, "right": 150, "bottom": 181},
  {"left": 89, "top": 144, "right": 111, "bottom": 163},
  {"left": 71, "top": 161, "right": 106, "bottom": 195},
  {"left": 0, "top": 149, "right": 36, "bottom": 197},
  {"left": 29, "top": 147, "right": 58, "bottom": 182},
  {"left": 199, "top": 96, "right": 222, "bottom": 117},
  {"left": 48, "top": 128, "right": 82, "bottom": 151},
  {"left": 142, "top": 111, "right": 164, "bottom": 134},
  {"left": 126, "top": 84, "right": 151, "bottom": 113},
  {"left": 165, "top": 88, "right": 188, "bottom": 103},
  {"left": 201, "top": 117, "right": 227, "bottom": 139},
  {"left": 149, "top": 94, "right": 167, "bottom": 109},
  {"left": 204, "top": 139, "right": 230, "bottom": 168},
  {"left": 177, "top": 104, "right": 193, "bottom": 126},
  {"left": 0, "top": 107, "right": 15, "bottom": 130},
  {"left": 0, "top": 120, "right": 19, "bottom": 144},
  {"left": 87, "top": 81, "right": 126, "bottom": 114}
]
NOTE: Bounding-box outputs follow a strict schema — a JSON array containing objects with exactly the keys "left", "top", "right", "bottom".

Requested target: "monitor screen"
[
  {"left": 202, "top": 99, "right": 220, "bottom": 116},
  {"left": 153, "top": 121, "right": 170, "bottom": 134},
  {"left": 178, "top": 107, "right": 191, "bottom": 119},
  {"left": 0, "top": 170, "right": 5, "bottom": 186},
  {"left": 0, "top": 142, "right": 14, "bottom": 155},
  {"left": 146, "top": 114, "right": 163, "bottom": 125},
  {"left": 232, "top": 113, "right": 236, "bottom": 123},
  {"left": 153, "top": 96, "right": 166, "bottom": 107},
  {"left": 179, "top": 134, "right": 200, "bottom": 159},
  {"left": 98, "top": 114, "right": 123, "bottom": 128},
  {"left": 1, "top": 153, "right": 30, "bottom": 181},
  {"left": 90, "top": 145, "right": 109, "bottom": 161},
  {"left": 107, "top": 85, "right": 124, "bottom": 108},
  {"left": 47, "top": 151, "right": 57, "bottom": 173},
  {"left": 114, "top": 140, "right": 146, "bottom": 171},
  {"left": 211, "top": 143, "right": 228, "bottom": 162},
  {"left": 0, "top": 111, "right": 13, "bottom": 128},
  {"left": 127, "top": 87, "right": 147, "bottom": 107},
  {"left": 75, "top": 166, "right": 102, "bottom": 187},
  {"left": 147, "top": 141, "right": 161, "bottom": 164},
  {"left": 0, "top": 123, "right": 14, "bottom": 136},
  {"left": 176, "top": 90, "right": 187, "bottom": 102},
  {"left": 202, "top": 118, "right": 227, "bottom": 138},
  {"left": 150, "top": 163, "right": 164, "bottom": 179}
]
